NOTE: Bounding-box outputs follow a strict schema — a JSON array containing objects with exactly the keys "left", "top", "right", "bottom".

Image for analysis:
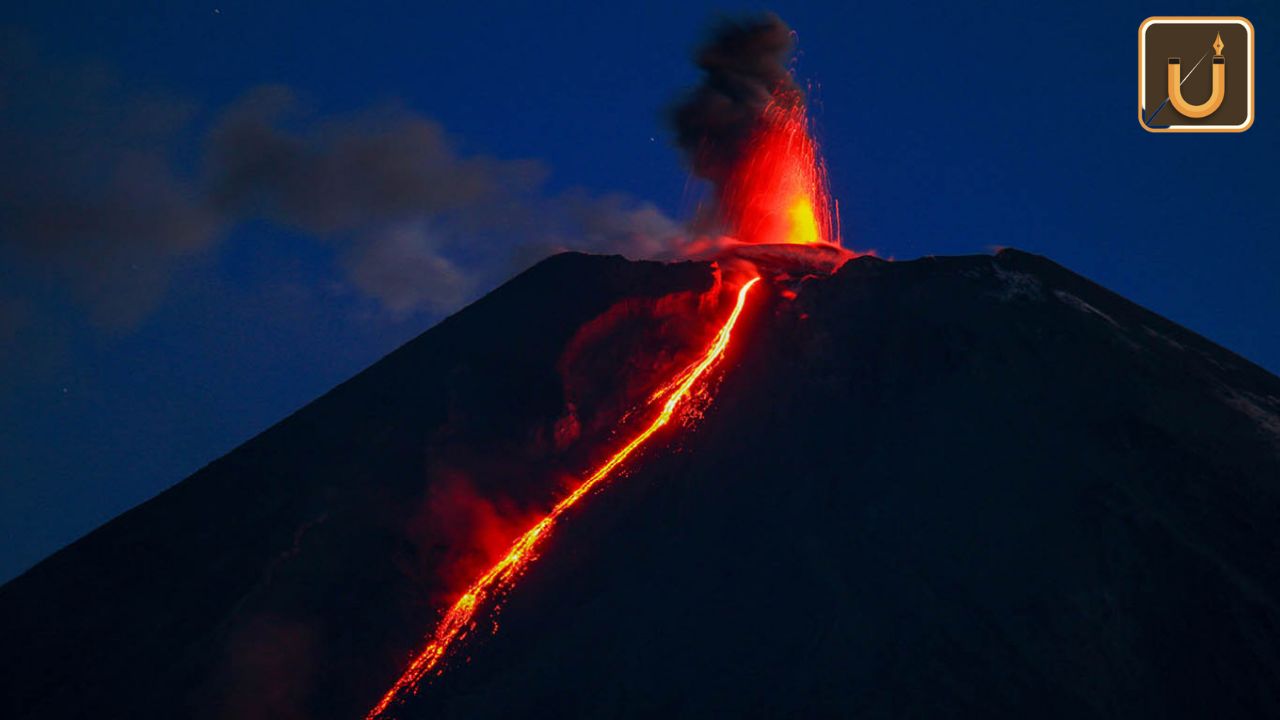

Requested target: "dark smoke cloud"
[
  {"left": 0, "top": 40, "right": 683, "bottom": 330},
  {"left": 198, "top": 86, "right": 546, "bottom": 316},
  {"left": 201, "top": 87, "right": 682, "bottom": 316},
  {"left": 671, "top": 13, "right": 800, "bottom": 184},
  {"left": 204, "top": 86, "right": 544, "bottom": 236},
  {"left": 0, "top": 33, "right": 220, "bottom": 328}
]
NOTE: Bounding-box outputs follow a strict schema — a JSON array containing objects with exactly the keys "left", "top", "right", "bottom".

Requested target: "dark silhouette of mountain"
[{"left": 4, "top": 249, "right": 1279, "bottom": 719}]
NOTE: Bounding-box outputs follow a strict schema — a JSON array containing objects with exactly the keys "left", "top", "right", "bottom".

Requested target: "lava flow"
[{"left": 367, "top": 277, "right": 762, "bottom": 719}]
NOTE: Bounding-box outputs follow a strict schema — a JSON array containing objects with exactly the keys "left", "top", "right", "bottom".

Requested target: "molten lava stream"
[{"left": 367, "top": 276, "right": 763, "bottom": 719}]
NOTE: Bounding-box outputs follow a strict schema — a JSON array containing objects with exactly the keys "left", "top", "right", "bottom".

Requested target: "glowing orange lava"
[
  {"left": 720, "top": 98, "right": 837, "bottom": 247},
  {"left": 367, "top": 277, "right": 762, "bottom": 719}
]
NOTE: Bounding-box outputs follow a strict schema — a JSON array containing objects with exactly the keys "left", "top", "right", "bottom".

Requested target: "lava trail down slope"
[{"left": 366, "top": 277, "right": 761, "bottom": 718}]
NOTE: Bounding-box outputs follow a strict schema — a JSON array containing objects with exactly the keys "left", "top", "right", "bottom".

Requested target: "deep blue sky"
[{"left": 1, "top": 0, "right": 1276, "bottom": 583}]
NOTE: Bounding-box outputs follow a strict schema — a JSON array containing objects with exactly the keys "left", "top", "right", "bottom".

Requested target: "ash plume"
[{"left": 671, "top": 13, "right": 801, "bottom": 184}]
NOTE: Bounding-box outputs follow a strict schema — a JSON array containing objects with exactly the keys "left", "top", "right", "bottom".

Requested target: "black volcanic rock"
[
  {"left": 4, "top": 249, "right": 1280, "bottom": 719},
  {"left": 397, "top": 249, "right": 1280, "bottom": 719}
]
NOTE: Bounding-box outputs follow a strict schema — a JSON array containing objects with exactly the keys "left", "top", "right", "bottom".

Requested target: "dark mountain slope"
[
  {"left": 0, "top": 253, "right": 715, "bottom": 720},
  {"left": 5, "top": 249, "right": 1280, "bottom": 719},
  {"left": 397, "top": 249, "right": 1280, "bottom": 719}
]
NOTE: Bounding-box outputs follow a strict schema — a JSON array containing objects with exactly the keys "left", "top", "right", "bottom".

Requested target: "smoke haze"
[{"left": 1, "top": 43, "right": 683, "bottom": 331}]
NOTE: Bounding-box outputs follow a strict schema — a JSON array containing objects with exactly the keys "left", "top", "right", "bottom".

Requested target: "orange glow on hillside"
[
  {"left": 720, "top": 98, "right": 837, "bottom": 247},
  {"left": 367, "top": 277, "right": 762, "bottom": 719}
]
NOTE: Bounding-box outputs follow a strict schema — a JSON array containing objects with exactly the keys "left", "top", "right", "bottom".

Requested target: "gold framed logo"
[{"left": 1139, "top": 16, "right": 1254, "bottom": 133}]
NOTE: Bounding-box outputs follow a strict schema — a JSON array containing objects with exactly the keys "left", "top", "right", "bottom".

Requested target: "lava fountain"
[
  {"left": 719, "top": 96, "right": 838, "bottom": 248},
  {"left": 672, "top": 13, "right": 843, "bottom": 256}
]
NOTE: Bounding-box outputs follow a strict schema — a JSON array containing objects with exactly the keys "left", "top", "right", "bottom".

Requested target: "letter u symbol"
[{"left": 1167, "top": 56, "right": 1225, "bottom": 118}]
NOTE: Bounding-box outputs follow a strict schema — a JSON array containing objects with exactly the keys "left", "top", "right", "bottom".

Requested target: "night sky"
[{"left": 2, "top": 0, "right": 1276, "bottom": 583}]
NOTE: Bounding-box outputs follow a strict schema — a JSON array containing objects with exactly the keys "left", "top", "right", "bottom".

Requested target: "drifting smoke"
[
  {"left": 200, "top": 85, "right": 548, "bottom": 316},
  {"left": 204, "top": 91, "right": 684, "bottom": 314},
  {"left": 0, "top": 32, "right": 220, "bottom": 328},
  {"left": 671, "top": 13, "right": 801, "bottom": 185},
  {"left": 205, "top": 87, "right": 526, "bottom": 236},
  {"left": 0, "top": 43, "right": 683, "bottom": 330}
]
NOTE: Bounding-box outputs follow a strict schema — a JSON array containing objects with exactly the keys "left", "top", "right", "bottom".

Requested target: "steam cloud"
[
  {"left": 671, "top": 13, "right": 800, "bottom": 184},
  {"left": 1, "top": 41, "right": 683, "bottom": 329}
]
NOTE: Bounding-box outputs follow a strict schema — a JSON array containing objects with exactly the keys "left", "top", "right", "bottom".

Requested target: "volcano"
[{"left": 3, "top": 249, "right": 1280, "bottom": 719}]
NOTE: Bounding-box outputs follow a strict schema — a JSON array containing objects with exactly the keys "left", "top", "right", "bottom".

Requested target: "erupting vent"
[{"left": 721, "top": 98, "right": 837, "bottom": 247}]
